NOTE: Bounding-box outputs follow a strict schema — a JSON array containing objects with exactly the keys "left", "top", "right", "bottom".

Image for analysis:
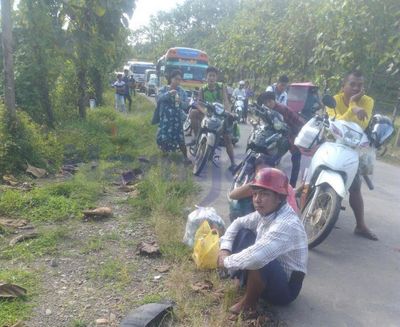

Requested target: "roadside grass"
[
  {"left": 0, "top": 269, "right": 40, "bottom": 327},
  {"left": 0, "top": 226, "right": 69, "bottom": 262},
  {"left": 59, "top": 97, "right": 158, "bottom": 163},
  {"left": 79, "top": 231, "right": 121, "bottom": 254},
  {"left": 88, "top": 258, "right": 136, "bottom": 291},
  {"left": 126, "top": 158, "right": 244, "bottom": 325},
  {"left": 0, "top": 165, "right": 105, "bottom": 223},
  {"left": 0, "top": 93, "right": 236, "bottom": 326},
  {"left": 129, "top": 161, "right": 197, "bottom": 260},
  {"left": 0, "top": 94, "right": 157, "bottom": 324}
]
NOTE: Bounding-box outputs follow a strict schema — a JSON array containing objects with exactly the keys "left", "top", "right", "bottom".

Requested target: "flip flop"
[{"left": 354, "top": 228, "right": 378, "bottom": 241}]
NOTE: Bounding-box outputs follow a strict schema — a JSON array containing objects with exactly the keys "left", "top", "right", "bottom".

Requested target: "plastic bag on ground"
[
  {"left": 183, "top": 206, "right": 225, "bottom": 247},
  {"left": 192, "top": 221, "right": 219, "bottom": 270}
]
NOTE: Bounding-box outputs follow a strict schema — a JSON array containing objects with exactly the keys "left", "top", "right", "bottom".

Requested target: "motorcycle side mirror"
[{"left": 322, "top": 95, "right": 336, "bottom": 108}]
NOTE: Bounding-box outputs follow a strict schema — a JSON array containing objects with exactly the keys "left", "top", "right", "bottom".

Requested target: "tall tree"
[{"left": 1, "top": 0, "right": 16, "bottom": 127}]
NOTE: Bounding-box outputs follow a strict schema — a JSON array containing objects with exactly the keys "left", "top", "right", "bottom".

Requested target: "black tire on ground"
[
  {"left": 301, "top": 183, "right": 342, "bottom": 249},
  {"left": 193, "top": 139, "right": 212, "bottom": 176}
]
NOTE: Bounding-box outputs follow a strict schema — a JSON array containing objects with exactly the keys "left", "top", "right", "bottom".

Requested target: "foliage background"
[{"left": 131, "top": 0, "right": 400, "bottom": 112}]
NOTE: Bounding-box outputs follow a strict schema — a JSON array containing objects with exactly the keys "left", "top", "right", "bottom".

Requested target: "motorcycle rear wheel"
[
  {"left": 183, "top": 117, "right": 191, "bottom": 132},
  {"left": 301, "top": 183, "right": 341, "bottom": 249},
  {"left": 193, "top": 138, "right": 212, "bottom": 176}
]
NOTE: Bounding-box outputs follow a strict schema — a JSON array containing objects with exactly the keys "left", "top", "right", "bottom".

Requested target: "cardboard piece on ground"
[
  {"left": 0, "top": 283, "right": 27, "bottom": 298},
  {"left": 83, "top": 207, "right": 113, "bottom": 219},
  {"left": 9, "top": 232, "right": 39, "bottom": 246},
  {"left": 0, "top": 218, "right": 28, "bottom": 229},
  {"left": 26, "top": 163, "right": 47, "bottom": 178},
  {"left": 136, "top": 241, "right": 161, "bottom": 257}
]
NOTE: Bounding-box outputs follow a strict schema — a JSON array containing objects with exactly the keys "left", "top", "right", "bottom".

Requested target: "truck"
[{"left": 128, "top": 61, "right": 156, "bottom": 92}]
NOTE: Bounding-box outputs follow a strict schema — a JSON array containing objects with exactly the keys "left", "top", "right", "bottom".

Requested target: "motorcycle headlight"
[
  {"left": 214, "top": 103, "right": 225, "bottom": 115},
  {"left": 342, "top": 125, "right": 363, "bottom": 147}
]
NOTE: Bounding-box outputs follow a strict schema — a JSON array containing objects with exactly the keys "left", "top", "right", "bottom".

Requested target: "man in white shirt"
[
  {"left": 232, "top": 80, "right": 247, "bottom": 99},
  {"left": 266, "top": 75, "right": 289, "bottom": 105},
  {"left": 218, "top": 168, "right": 308, "bottom": 317}
]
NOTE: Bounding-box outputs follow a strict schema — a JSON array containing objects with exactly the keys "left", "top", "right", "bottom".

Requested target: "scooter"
[
  {"left": 295, "top": 95, "right": 386, "bottom": 248},
  {"left": 233, "top": 95, "right": 246, "bottom": 123}
]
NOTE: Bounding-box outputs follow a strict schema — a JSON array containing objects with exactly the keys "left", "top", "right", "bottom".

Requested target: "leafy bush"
[
  {"left": 0, "top": 166, "right": 102, "bottom": 222},
  {"left": 0, "top": 105, "right": 63, "bottom": 175},
  {"left": 58, "top": 97, "right": 158, "bottom": 163}
]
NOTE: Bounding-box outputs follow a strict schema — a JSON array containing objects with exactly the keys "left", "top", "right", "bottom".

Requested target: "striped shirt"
[{"left": 220, "top": 203, "right": 308, "bottom": 279}]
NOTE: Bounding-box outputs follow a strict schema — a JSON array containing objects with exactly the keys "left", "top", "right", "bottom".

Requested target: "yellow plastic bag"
[{"left": 192, "top": 221, "right": 219, "bottom": 269}]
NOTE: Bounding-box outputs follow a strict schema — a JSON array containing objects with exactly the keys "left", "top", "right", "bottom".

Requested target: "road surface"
[{"left": 193, "top": 122, "right": 400, "bottom": 327}]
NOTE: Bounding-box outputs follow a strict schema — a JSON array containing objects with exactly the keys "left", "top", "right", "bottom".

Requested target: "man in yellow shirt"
[{"left": 327, "top": 70, "right": 377, "bottom": 241}]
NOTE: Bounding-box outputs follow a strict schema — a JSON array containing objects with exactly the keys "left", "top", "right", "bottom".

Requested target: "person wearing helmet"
[
  {"left": 219, "top": 168, "right": 308, "bottom": 318},
  {"left": 326, "top": 69, "right": 377, "bottom": 241},
  {"left": 229, "top": 154, "right": 299, "bottom": 222},
  {"left": 232, "top": 80, "right": 248, "bottom": 123}
]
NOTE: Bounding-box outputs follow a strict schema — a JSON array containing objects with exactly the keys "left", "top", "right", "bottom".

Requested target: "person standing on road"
[
  {"left": 266, "top": 75, "right": 289, "bottom": 105},
  {"left": 112, "top": 73, "right": 126, "bottom": 112},
  {"left": 219, "top": 168, "right": 308, "bottom": 319},
  {"left": 155, "top": 70, "right": 190, "bottom": 162},
  {"left": 122, "top": 68, "right": 133, "bottom": 112},
  {"left": 189, "top": 66, "right": 238, "bottom": 172},
  {"left": 327, "top": 69, "right": 377, "bottom": 241},
  {"left": 257, "top": 91, "right": 305, "bottom": 187}
]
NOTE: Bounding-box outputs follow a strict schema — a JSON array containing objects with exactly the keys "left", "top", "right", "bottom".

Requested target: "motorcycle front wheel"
[
  {"left": 301, "top": 183, "right": 342, "bottom": 248},
  {"left": 193, "top": 137, "right": 213, "bottom": 176}
]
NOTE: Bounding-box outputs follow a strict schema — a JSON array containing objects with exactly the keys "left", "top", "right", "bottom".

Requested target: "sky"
[{"left": 130, "top": 0, "right": 185, "bottom": 30}]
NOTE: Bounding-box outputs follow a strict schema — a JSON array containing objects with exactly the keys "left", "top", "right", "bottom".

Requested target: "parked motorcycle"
[
  {"left": 231, "top": 103, "right": 291, "bottom": 191},
  {"left": 183, "top": 97, "right": 198, "bottom": 135},
  {"left": 294, "top": 96, "right": 395, "bottom": 248},
  {"left": 191, "top": 102, "right": 238, "bottom": 176}
]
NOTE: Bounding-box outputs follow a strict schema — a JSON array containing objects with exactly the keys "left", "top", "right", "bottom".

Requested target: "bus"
[
  {"left": 128, "top": 60, "right": 156, "bottom": 92},
  {"left": 156, "top": 47, "right": 208, "bottom": 91}
]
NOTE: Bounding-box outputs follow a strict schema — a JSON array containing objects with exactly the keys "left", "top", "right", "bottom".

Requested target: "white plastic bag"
[
  {"left": 359, "top": 146, "right": 376, "bottom": 176},
  {"left": 183, "top": 206, "right": 225, "bottom": 247}
]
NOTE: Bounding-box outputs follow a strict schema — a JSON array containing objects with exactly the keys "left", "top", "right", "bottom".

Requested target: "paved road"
[{"left": 193, "top": 122, "right": 400, "bottom": 327}]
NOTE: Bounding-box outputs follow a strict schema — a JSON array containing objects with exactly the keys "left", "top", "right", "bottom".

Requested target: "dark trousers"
[
  {"left": 124, "top": 94, "right": 132, "bottom": 111},
  {"left": 231, "top": 229, "right": 304, "bottom": 305},
  {"left": 290, "top": 148, "right": 301, "bottom": 187}
]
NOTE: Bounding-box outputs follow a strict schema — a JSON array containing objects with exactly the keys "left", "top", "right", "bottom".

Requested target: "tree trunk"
[
  {"left": 91, "top": 68, "right": 103, "bottom": 106},
  {"left": 76, "top": 43, "right": 88, "bottom": 119},
  {"left": 77, "top": 64, "right": 87, "bottom": 119},
  {"left": 1, "top": 0, "right": 17, "bottom": 127}
]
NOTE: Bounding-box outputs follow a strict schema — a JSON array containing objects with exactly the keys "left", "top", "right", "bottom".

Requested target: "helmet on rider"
[
  {"left": 251, "top": 167, "right": 288, "bottom": 195},
  {"left": 239, "top": 80, "right": 245, "bottom": 87}
]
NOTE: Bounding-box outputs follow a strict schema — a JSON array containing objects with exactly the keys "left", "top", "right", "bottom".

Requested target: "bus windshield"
[
  {"left": 165, "top": 64, "right": 206, "bottom": 82},
  {"left": 132, "top": 64, "right": 155, "bottom": 74}
]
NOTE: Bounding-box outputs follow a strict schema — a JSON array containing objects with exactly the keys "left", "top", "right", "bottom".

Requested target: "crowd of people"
[{"left": 144, "top": 66, "right": 378, "bottom": 318}]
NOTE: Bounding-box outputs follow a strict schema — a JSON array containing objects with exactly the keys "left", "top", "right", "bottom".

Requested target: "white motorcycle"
[
  {"left": 233, "top": 95, "right": 246, "bottom": 123},
  {"left": 294, "top": 95, "right": 389, "bottom": 248}
]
